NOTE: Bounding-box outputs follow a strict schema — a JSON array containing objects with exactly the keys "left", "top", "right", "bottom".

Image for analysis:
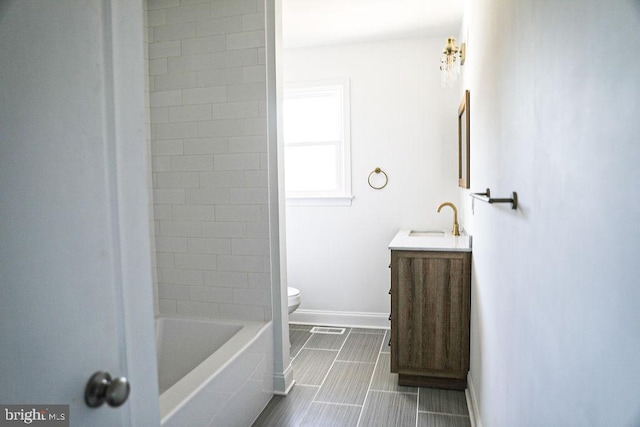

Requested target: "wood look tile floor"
[{"left": 253, "top": 324, "right": 472, "bottom": 427}]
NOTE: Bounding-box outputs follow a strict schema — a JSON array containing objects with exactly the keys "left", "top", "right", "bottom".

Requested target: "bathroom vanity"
[{"left": 388, "top": 229, "right": 472, "bottom": 390}]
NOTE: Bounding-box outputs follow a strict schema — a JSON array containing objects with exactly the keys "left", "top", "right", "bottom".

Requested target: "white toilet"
[{"left": 287, "top": 287, "right": 301, "bottom": 314}]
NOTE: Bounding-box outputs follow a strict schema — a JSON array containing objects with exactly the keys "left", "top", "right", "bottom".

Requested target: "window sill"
[{"left": 286, "top": 195, "right": 353, "bottom": 207}]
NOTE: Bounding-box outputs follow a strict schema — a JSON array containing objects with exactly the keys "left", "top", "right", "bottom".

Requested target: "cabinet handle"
[
  {"left": 388, "top": 288, "right": 391, "bottom": 295},
  {"left": 388, "top": 264, "right": 391, "bottom": 269},
  {"left": 388, "top": 338, "right": 391, "bottom": 347},
  {"left": 388, "top": 314, "right": 391, "bottom": 321}
]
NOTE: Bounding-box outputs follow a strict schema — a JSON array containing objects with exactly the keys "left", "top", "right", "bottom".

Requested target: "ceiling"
[{"left": 281, "top": 0, "right": 465, "bottom": 49}]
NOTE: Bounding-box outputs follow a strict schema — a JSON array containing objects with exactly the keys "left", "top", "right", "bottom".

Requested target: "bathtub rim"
[{"left": 156, "top": 315, "right": 271, "bottom": 423}]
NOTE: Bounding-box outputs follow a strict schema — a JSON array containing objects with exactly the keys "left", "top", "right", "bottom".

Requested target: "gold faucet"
[{"left": 437, "top": 202, "right": 460, "bottom": 236}]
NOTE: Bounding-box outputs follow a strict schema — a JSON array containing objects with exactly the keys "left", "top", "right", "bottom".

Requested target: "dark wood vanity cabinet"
[{"left": 389, "top": 250, "right": 471, "bottom": 390}]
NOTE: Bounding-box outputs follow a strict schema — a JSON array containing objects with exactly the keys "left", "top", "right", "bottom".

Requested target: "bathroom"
[{"left": 1, "top": 0, "right": 639, "bottom": 426}]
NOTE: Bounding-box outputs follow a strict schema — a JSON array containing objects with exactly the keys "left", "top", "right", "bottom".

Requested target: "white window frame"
[{"left": 283, "top": 79, "right": 352, "bottom": 207}]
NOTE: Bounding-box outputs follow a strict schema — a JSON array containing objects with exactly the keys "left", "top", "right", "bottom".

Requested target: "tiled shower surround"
[{"left": 146, "top": 0, "right": 271, "bottom": 321}]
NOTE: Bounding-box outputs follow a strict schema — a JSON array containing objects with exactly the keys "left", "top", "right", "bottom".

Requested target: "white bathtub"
[{"left": 156, "top": 316, "right": 274, "bottom": 427}]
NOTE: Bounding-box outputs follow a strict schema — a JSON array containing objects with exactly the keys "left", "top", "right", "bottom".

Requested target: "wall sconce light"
[{"left": 440, "top": 37, "right": 465, "bottom": 87}]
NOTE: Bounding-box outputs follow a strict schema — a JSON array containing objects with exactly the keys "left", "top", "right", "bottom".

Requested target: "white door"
[{"left": 0, "top": 1, "right": 159, "bottom": 426}]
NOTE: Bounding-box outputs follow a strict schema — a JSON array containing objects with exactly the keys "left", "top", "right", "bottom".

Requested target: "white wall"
[
  {"left": 461, "top": 0, "right": 640, "bottom": 425},
  {"left": 146, "top": 0, "right": 272, "bottom": 321},
  {"left": 284, "top": 38, "right": 460, "bottom": 321}
]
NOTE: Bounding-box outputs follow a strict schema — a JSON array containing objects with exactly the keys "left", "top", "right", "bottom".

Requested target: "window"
[{"left": 283, "top": 80, "right": 352, "bottom": 206}]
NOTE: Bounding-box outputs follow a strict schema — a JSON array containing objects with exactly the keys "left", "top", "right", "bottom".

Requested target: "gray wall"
[{"left": 461, "top": 0, "right": 640, "bottom": 425}]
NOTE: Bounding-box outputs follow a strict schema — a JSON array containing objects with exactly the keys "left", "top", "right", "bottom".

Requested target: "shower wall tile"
[{"left": 148, "top": 0, "right": 270, "bottom": 322}]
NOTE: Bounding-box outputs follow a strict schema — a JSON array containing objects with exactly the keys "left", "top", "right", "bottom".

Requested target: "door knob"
[{"left": 85, "top": 371, "right": 130, "bottom": 408}]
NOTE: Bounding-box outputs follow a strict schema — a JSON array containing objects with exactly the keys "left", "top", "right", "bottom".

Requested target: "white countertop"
[{"left": 388, "top": 228, "right": 472, "bottom": 252}]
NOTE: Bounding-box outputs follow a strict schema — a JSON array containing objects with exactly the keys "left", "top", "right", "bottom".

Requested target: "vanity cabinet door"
[{"left": 390, "top": 250, "right": 471, "bottom": 390}]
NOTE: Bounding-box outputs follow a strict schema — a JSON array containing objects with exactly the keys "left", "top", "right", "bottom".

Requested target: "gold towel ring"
[{"left": 368, "top": 167, "right": 388, "bottom": 190}]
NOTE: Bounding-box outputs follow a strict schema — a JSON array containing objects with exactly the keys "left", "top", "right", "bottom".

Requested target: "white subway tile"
[
  {"left": 242, "top": 65, "right": 266, "bottom": 83},
  {"left": 214, "top": 153, "right": 260, "bottom": 170},
  {"left": 149, "top": 58, "right": 168, "bottom": 75},
  {"left": 218, "top": 304, "right": 264, "bottom": 321},
  {"left": 241, "top": 13, "right": 265, "bottom": 31},
  {"left": 150, "top": 90, "right": 182, "bottom": 107},
  {"left": 158, "top": 283, "right": 189, "bottom": 300},
  {"left": 158, "top": 299, "right": 177, "bottom": 315},
  {"left": 228, "top": 135, "right": 266, "bottom": 153},
  {"left": 151, "top": 139, "right": 183, "bottom": 156},
  {"left": 147, "top": 9, "right": 167, "bottom": 26},
  {"left": 189, "top": 286, "right": 233, "bottom": 303},
  {"left": 246, "top": 222, "right": 269, "bottom": 239},
  {"left": 202, "top": 222, "right": 246, "bottom": 238},
  {"left": 184, "top": 138, "right": 229, "bottom": 155},
  {"left": 155, "top": 236, "right": 188, "bottom": 253},
  {"left": 159, "top": 220, "right": 202, "bottom": 237},
  {"left": 211, "top": 49, "right": 258, "bottom": 68},
  {"left": 215, "top": 205, "right": 262, "bottom": 222},
  {"left": 156, "top": 252, "right": 175, "bottom": 268},
  {"left": 154, "top": 71, "right": 197, "bottom": 90},
  {"left": 182, "top": 86, "right": 226, "bottom": 105},
  {"left": 176, "top": 300, "right": 217, "bottom": 317},
  {"left": 203, "top": 270, "right": 248, "bottom": 287},
  {"left": 167, "top": 54, "right": 213, "bottom": 73},
  {"left": 153, "top": 204, "right": 172, "bottom": 220},
  {"left": 150, "top": 107, "right": 169, "bottom": 124},
  {"left": 175, "top": 253, "right": 217, "bottom": 270},
  {"left": 226, "top": 30, "right": 265, "bottom": 50},
  {"left": 198, "top": 119, "right": 245, "bottom": 137},
  {"left": 182, "top": 35, "right": 226, "bottom": 55},
  {"left": 196, "top": 16, "right": 242, "bottom": 36},
  {"left": 210, "top": 0, "right": 256, "bottom": 18},
  {"left": 146, "top": 0, "right": 179, "bottom": 11},
  {"left": 161, "top": 268, "right": 204, "bottom": 285},
  {"left": 242, "top": 118, "right": 267, "bottom": 136},
  {"left": 226, "top": 83, "right": 266, "bottom": 102},
  {"left": 185, "top": 188, "right": 230, "bottom": 205},
  {"left": 156, "top": 171, "right": 200, "bottom": 188},
  {"left": 170, "top": 155, "right": 213, "bottom": 171},
  {"left": 187, "top": 237, "right": 231, "bottom": 254},
  {"left": 149, "top": 40, "right": 181, "bottom": 59},
  {"left": 168, "top": 104, "right": 212, "bottom": 122},
  {"left": 197, "top": 68, "right": 244, "bottom": 86},
  {"left": 257, "top": 47, "right": 265, "bottom": 65},
  {"left": 172, "top": 204, "right": 215, "bottom": 221},
  {"left": 244, "top": 170, "right": 268, "bottom": 188},
  {"left": 154, "top": 122, "right": 198, "bottom": 139},
  {"left": 152, "top": 22, "right": 196, "bottom": 42},
  {"left": 165, "top": 3, "right": 211, "bottom": 24},
  {"left": 233, "top": 288, "right": 271, "bottom": 306},
  {"left": 259, "top": 152, "right": 268, "bottom": 170},
  {"left": 153, "top": 188, "right": 186, "bottom": 204},
  {"left": 216, "top": 255, "right": 264, "bottom": 272},
  {"left": 229, "top": 188, "right": 268, "bottom": 204},
  {"left": 231, "top": 238, "right": 269, "bottom": 256},
  {"left": 247, "top": 271, "right": 270, "bottom": 288},
  {"left": 152, "top": 156, "right": 172, "bottom": 172},
  {"left": 199, "top": 171, "right": 245, "bottom": 188},
  {"left": 212, "top": 101, "right": 260, "bottom": 120}
]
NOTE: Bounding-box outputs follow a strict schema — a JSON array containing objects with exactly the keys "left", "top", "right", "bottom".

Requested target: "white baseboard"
[
  {"left": 466, "top": 371, "right": 482, "bottom": 427},
  {"left": 273, "top": 362, "right": 295, "bottom": 395},
  {"left": 289, "top": 309, "right": 390, "bottom": 329}
]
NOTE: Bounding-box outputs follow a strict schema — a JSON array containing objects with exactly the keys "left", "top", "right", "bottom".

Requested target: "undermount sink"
[{"left": 409, "top": 230, "right": 446, "bottom": 237}]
